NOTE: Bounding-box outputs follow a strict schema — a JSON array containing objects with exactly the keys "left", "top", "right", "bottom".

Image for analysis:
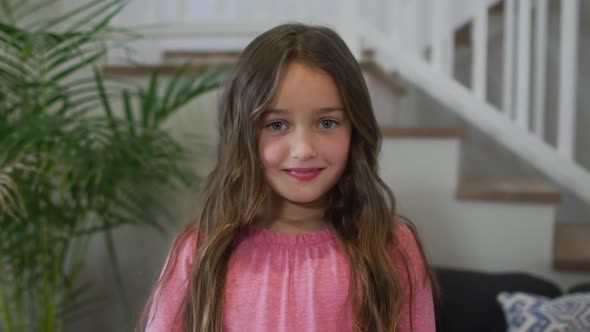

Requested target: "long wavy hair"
[{"left": 141, "top": 23, "right": 435, "bottom": 332}]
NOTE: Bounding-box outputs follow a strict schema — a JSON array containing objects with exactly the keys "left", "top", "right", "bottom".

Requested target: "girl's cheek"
[
  {"left": 324, "top": 131, "right": 351, "bottom": 160},
  {"left": 258, "top": 136, "right": 284, "bottom": 169}
]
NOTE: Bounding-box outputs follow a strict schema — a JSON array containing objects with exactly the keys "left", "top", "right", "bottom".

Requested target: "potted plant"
[{"left": 0, "top": 1, "right": 225, "bottom": 330}]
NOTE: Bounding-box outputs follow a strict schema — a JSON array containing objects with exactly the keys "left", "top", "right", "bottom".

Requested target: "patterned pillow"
[{"left": 497, "top": 292, "right": 590, "bottom": 331}]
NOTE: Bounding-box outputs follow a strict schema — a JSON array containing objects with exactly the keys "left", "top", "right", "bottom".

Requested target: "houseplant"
[{"left": 0, "top": 0, "right": 225, "bottom": 331}]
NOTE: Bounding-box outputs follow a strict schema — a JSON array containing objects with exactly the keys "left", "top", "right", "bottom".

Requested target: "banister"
[
  {"left": 516, "top": 0, "right": 532, "bottom": 129},
  {"left": 358, "top": 20, "right": 590, "bottom": 205},
  {"left": 431, "top": 0, "right": 449, "bottom": 72},
  {"left": 557, "top": 0, "right": 580, "bottom": 160},
  {"left": 472, "top": 3, "right": 489, "bottom": 99},
  {"left": 533, "top": 0, "right": 548, "bottom": 139},
  {"left": 502, "top": 0, "right": 515, "bottom": 118}
]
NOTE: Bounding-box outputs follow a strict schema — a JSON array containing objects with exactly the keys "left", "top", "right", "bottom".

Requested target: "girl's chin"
[
  {"left": 284, "top": 194, "right": 329, "bottom": 206},
  {"left": 267, "top": 185, "right": 332, "bottom": 206}
]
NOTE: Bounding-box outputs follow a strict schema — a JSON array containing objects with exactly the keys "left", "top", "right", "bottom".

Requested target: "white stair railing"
[
  {"left": 556, "top": 0, "right": 580, "bottom": 160},
  {"left": 109, "top": 0, "right": 589, "bottom": 205},
  {"left": 370, "top": 0, "right": 589, "bottom": 204}
]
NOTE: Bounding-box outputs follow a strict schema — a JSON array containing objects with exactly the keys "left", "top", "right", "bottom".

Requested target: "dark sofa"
[{"left": 433, "top": 267, "right": 590, "bottom": 331}]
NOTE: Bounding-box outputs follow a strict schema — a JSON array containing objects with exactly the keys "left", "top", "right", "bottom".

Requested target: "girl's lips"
[{"left": 284, "top": 168, "right": 324, "bottom": 181}]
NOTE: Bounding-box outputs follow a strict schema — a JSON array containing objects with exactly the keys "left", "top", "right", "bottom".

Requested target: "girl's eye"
[
  {"left": 319, "top": 119, "right": 338, "bottom": 129},
  {"left": 266, "top": 121, "right": 287, "bottom": 131}
]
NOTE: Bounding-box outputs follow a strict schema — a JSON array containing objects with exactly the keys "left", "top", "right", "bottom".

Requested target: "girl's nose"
[{"left": 290, "top": 129, "right": 317, "bottom": 161}]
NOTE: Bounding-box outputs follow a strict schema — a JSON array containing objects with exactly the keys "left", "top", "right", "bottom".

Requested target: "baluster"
[
  {"left": 431, "top": 0, "right": 443, "bottom": 69},
  {"left": 515, "top": 0, "right": 532, "bottom": 129},
  {"left": 444, "top": 1, "right": 454, "bottom": 75},
  {"left": 472, "top": 1, "right": 488, "bottom": 100},
  {"left": 533, "top": 0, "right": 548, "bottom": 139},
  {"left": 557, "top": 0, "right": 580, "bottom": 159},
  {"left": 503, "top": 0, "right": 515, "bottom": 117},
  {"left": 431, "top": 0, "right": 452, "bottom": 73}
]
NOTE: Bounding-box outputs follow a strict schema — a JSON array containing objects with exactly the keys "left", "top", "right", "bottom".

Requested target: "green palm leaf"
[{"left": 0, "top": 0, "right": 227, "bottom": 330}]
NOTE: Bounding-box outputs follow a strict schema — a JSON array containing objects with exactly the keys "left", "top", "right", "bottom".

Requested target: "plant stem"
[
  {"left": 0, "top": 283, "right": 14, "bottom": 332},
  {"left": 15, "top": 287, "right": 23, "bottom": 332}
]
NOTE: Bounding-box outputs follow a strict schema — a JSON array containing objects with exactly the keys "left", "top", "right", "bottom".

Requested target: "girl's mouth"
[{"left": 284, "top": 168, "right": 324, "bottom": 181}]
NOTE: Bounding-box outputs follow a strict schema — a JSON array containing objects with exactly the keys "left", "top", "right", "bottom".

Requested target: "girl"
[{"left": 141, "top": 23, "right": 436, "bottom": 332}]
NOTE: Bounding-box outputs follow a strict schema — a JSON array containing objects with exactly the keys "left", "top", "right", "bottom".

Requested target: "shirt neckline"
[{"left": 244, "top": 224, "right": 336, "bottom": 246}]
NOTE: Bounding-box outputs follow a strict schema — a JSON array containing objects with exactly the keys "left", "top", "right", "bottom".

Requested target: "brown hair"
[{"left": 140, "top": 23, "right": 436, "bottom": 332}]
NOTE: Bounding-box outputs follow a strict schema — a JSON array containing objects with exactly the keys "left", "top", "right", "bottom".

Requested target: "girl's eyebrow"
[
  {"left": 263, "top": 109, "right": 286, "bottom": 115},
  {"left": 263, "top": 107, "right": 345, "bottom": 115},
  {"left": 318, "top": 107, "right": 345, "bottom": 113}
]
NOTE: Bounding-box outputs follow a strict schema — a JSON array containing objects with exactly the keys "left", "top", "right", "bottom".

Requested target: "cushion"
[
  {"left": 434, "top": 267, "right": 561, "bottom": 332},
  {"left": 497, "top": 292, "right": 590, "bottom": 331}
]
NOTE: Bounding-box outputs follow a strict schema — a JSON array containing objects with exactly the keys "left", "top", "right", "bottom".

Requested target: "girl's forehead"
[{"left": 268, "top": 63, "right": 344, "bottom": 109}]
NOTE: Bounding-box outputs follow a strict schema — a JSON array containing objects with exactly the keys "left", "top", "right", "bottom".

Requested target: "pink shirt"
[{"left": 146, "top": 223, "right": 435, "bottom": 331}]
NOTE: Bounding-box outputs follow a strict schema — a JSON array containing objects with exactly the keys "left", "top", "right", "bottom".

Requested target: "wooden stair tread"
[
  {"left": 380, "top": 127, "right": 467, "bottom": 139},
  {"left": 553, "top": 223, "right": 590, "bottom": 271},
  {"left": 456, "top": 177, "right": 561, "bottom": 203},
  {"left": 163, "top": 50, "right": 242, "bottom": 59},
  {"left": 103, "top": 63, "right": 229, "bottom": 76},
  {"left": 162, "top": 50, "right": 241, "bottom": 65}
]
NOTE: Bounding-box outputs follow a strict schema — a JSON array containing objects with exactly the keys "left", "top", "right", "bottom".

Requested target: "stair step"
[
  {"left": 102, "top": 63, "right": 229, "bottom": 76},
  {"left": 456, "top": 177, "right": 561, "bottom": 203},
  {"left": 163, "top": 50, "right": 242, "bottom": 59},
  {"left": 553, "top": 223, "right": 590, "bottom": 271},
  {"left": 380, "top": 127, "right": 467, "bottom": 139},
  {"left": 162, "top": 50, "right": 241, "bottom": 65}
]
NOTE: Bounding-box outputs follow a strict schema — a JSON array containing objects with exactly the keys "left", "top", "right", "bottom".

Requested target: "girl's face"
[{"left": 258, "top": 62, "right": 352, "bottom": 206}]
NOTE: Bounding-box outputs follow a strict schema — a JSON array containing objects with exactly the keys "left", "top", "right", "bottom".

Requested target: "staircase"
[{"left": 102, "top": 0, "right": 590, "bottom": 289}]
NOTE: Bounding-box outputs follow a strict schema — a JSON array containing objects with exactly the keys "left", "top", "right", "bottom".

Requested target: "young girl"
[{"left": 141, "top": 23, "right": 436, "bottom": 332}]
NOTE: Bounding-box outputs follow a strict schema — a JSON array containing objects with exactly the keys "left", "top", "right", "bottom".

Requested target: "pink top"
[{"left": 146, "top": 223, "right": 435, "bottom": 331}]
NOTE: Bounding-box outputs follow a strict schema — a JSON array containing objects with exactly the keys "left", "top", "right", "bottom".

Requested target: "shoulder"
[
  {"left": 391, "top": 218, "right": 430, "bottom": 285},
  {"left": 392, "top": 219, "right": 421, "bottom": 259},
  {"left": 391, "top": 218, "right": 436, "bottom": 331},
  {"left": 145, "top": 224, "right": 197, "bottom": 331},
  {"left": 159, "top": 223, "right": 198, "bottom": 283},
  {"left": 393, "top": 221, "right": 417, "bottom": 247}
]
